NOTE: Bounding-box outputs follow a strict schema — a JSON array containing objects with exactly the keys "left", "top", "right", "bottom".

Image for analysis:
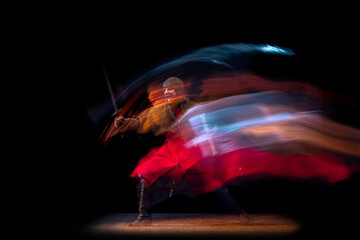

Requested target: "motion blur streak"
[
  {"left": 176, "top": 94, "right": 360, "bottom": 158},
  {"left": 101, "top": 73, "right": 356, "bottom": 145},
  {"left": 196, "top": 73, "right": 355, "bottom": 105},
  {"left": 90, "top": 43, "right": 298, "bottom": 123},
  {"left": 99, "top": 43, "right": 360, "bottom": 195},
  {"left": 241, "top": 113, "right": 360, "bottom": 157}
]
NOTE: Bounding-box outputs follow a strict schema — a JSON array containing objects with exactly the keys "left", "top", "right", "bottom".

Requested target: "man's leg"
[
  {"left": 129, "top": 177, "right": 152, "bottom": 226},
  {"left": 129, "top": 176, "right": 173, "bottom": 226},
  {"left": 213, "top": 186, "right": 251, "bottom": 225}
]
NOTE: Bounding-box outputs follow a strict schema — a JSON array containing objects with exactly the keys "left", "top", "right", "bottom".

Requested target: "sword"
[{"left": 102, "top": 64, "right": 119, "bottom": 115}]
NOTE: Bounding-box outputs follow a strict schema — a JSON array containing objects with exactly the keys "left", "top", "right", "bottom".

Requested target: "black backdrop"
[{"left": 39, "top": 6, "right": 360, "bottom": 239}]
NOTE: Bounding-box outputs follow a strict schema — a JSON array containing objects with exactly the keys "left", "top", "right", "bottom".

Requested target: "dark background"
[{"left": 30, "top": 4, "right": 359, "bottom": 239}]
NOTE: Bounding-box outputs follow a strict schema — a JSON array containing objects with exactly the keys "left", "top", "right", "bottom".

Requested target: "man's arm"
[
  {"left": 113, "top": 106, "right": 153, "bottom": 132},
  {"left": 114, "top": 115, "right": 143, "bottom": 130}
]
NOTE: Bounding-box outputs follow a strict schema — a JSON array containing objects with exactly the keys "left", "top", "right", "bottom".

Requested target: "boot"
[
  {"left": 237, "top": 212, "right": 251, "bottom": 225},
  {"left": 128, "top": 177, "right": 152, "bottom": 227},
  {"left": 128, "top": 213, "right": 152, "bottom": 226}
]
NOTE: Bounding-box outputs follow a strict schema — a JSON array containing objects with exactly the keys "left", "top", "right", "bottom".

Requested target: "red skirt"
[{"left": 130, "top": 136, "right": 352, "bottom": 195}]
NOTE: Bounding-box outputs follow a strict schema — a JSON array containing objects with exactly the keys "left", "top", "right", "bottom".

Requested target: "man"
[
  {"left": 113, "top": 77, "right": 194, "bottom": 224},
  {"left": 113, "top": 77, "right": 249, "bottom": 226}
]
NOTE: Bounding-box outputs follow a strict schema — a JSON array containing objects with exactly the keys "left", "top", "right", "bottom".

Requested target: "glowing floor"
[{"left": 84, "top": 213, "right": 301, "bottom": 238}]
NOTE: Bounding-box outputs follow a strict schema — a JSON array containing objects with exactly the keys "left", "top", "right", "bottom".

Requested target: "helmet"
[{"left": 163, "top": 77, "right": 184, "bottom": 90}]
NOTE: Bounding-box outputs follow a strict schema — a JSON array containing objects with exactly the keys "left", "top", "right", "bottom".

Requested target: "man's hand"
[{"left": 114, "top": 115, "right": 124, "bottom": 128}]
